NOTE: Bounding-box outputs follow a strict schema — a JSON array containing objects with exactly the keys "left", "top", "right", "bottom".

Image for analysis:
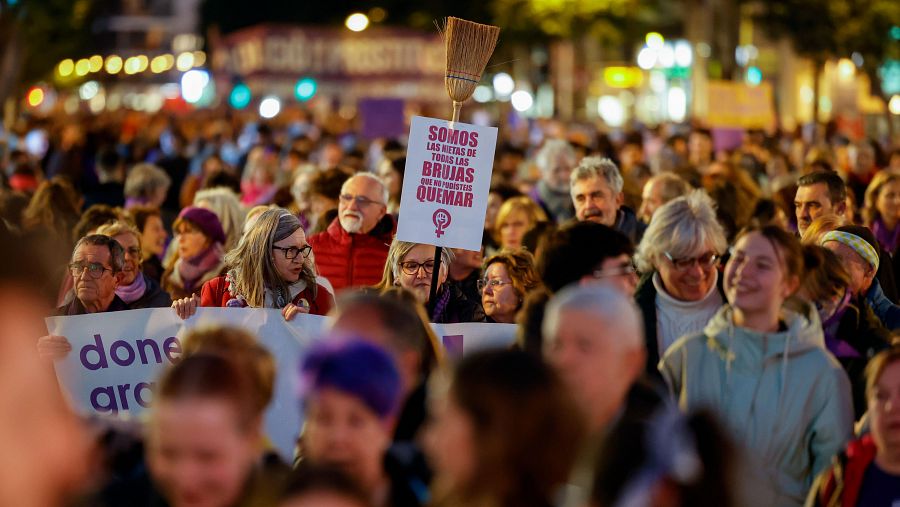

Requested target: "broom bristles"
[{"left": 441, "top": 17, "right": 500, "bottom": 104}]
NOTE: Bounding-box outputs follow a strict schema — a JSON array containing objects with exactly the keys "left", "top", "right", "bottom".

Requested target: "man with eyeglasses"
[
  {"left": 58, "top": 235, "right": 128, "bottom": 315},
  {"left": 308, "top": 173, "right": 396, "bottom": 291},
  {"left": 40, "top": 235, "right": 128, "bottom": 359}
]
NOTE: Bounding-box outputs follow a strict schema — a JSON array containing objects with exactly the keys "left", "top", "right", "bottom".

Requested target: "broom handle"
[
  {"left": 451, "top": 101, "right": 463, "bottom": 124},
  {"left": 429, "top": 245, "right": 442, "bottom": 318}
]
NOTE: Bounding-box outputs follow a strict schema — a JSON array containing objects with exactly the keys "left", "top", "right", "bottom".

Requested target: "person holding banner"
[
  {"left": 376, "top": 240, "right": 483, "bottom": 324},
  {"left": 95, "top": 221, "right": 172, "bottom": 309},
  {"left": 171, "top": 208, "right": 333, "bottom": 320}
]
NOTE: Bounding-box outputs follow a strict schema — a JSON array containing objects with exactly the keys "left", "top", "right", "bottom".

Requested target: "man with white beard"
[{"left": 308, "top": 173, "right": 396, "bottom": 290}]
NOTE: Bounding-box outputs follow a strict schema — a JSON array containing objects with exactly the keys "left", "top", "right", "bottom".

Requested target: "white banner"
[
  {"left": 396, "top": 116, "right": 498, "bottom": 251},
  {"left": 46, "top": 308, "right": 516, "bottom": 459}
]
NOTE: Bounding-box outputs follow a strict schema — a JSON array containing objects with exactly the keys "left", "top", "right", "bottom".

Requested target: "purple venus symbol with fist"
[{"left": 433, "top": 208, "right": 452, "bottom": 237}]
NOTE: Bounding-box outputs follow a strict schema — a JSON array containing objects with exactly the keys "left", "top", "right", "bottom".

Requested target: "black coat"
[{"left": 633, "top": 271, "right": 726, "bottom": 384}]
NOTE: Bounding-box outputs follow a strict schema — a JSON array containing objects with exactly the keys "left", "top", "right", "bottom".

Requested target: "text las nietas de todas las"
[
  {"left": 416, "top": 125, "right": 479, "bottom": 208},
  {"left": 78, "top": 333, "right": 182, "bottom": 413}
]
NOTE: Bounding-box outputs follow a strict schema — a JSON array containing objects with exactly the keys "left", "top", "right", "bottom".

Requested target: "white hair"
[
  {"left": 634, "top": 189, "right": 727, "bottom": 273},
  {"left": 570, "top": 156, "right": 623, "bottom": 195},
  {"left": 342, "top": 172, "right": 389, "bottom": 205},
  {"left": 535, "top": 139, "right": 577, "bottom": 177},
  {"left": 542, "top": 284, "right": 643, "bottom": 350},
  {"left": 193, "top": 187, "right": 247, "bottom": 252}
]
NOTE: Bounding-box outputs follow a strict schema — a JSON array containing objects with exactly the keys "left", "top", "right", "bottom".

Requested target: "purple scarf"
[
  {"left": 116, "top": 272, "right": 147, "bottom": 304},
  {"left": 177, "top": 243, "right": 224, "bottom": 293},
  {"left": 872, "top": 217, "right": 900, "bottom": 255},
  {"left": 820, "top": 290, "right": 861, "bottom": 358}
]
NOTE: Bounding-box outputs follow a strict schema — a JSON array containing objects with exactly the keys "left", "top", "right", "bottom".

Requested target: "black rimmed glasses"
[
  {"left": 400, "top": 260, "right": 435, "bottom": 276},
  {"left": 663, "top": 251, "right": 719, "bottom": 271},
  {"left": 273, "top": 245, "right": 312, "bottom": 261},
  {"left": 69, "top": 261, "right": 113, "bottom": 279}
]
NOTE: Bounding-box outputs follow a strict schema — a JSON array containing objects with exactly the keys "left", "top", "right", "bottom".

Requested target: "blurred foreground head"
[{"left": 0, "top": 229, "right": 90, "bottom": 506}]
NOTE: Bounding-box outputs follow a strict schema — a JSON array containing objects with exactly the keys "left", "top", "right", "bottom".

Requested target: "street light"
[
  {"left": 346, "top": 13, "right": 369, "bottom": 32},
  {"left": 493, "top": 73, "right": 515, "bottom": 96},
  {"left": 259, "top": 96, "right": 281, "bottom": 118},
  {"left": 511, "top": 90, "right": 534, "bottom": 112}
]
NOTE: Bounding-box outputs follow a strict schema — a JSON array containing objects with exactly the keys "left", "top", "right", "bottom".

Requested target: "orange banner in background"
[{"left": 704, "top": 81, "right": 776, "bottom": 130}]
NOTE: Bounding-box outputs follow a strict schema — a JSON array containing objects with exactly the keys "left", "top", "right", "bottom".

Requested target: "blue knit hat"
[{"left": 299, "top": 339, "right": 402, "bottom": 420}]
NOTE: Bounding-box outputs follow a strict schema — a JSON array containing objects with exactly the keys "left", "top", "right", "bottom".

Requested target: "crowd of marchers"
[{"left": 2, "top": 110, "right": 900, "bottom": 506}]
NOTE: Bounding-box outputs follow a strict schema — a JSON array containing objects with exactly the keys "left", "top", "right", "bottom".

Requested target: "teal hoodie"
[{"left": 660, "top": 304, "right": 853, "bottom": 507}]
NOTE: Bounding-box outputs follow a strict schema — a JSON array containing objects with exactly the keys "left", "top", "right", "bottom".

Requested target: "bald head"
[{"left": 543, "top": 285, "right": 645, "bottom": 432}]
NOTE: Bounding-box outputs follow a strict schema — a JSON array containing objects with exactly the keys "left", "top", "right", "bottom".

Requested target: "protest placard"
[
  {"left": 396, "top": 116, "right": 498, "bottom": 251},
  {"left": 46, "top": 308, "right": 516, "bottom": 458}
]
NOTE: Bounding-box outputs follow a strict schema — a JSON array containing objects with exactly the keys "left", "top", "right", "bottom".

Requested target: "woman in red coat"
[{"left": 172, "top": 208, "right": 333, "bottom": 320}]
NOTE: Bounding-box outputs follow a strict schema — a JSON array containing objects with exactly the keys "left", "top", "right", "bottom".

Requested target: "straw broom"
[
  {"left": 441, "top": 17, "right": 500, "bottom": 123},
  {"left": 428, "top": 17, "right": 500, "bottom": 307}
]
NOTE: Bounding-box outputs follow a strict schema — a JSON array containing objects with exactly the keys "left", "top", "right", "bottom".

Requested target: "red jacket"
[
  {"left": 200, "top": 275, "right": 334, "bottom": 316},
  {"left": 308, "top": 215, "right": 396, "bottom": 291},
  {"left": 809, "top": 435, "right": 878, "bottom": 507}
]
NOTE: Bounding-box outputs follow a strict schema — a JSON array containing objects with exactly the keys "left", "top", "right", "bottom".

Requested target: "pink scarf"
[
  {"left": 177, "top": 243, "right": 224, "bottom": 292},
  {"left": 116, "top": 272, "right": 147, "bottom": 304}
]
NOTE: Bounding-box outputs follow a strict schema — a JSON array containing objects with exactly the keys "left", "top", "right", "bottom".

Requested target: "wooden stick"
[{"left": 428, "top": 245, "right": 443, "bottom": 314}]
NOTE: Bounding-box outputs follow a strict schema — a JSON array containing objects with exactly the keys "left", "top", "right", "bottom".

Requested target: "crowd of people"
[{"left": 3, "top": 108, "right": 900, "bottom": 507}]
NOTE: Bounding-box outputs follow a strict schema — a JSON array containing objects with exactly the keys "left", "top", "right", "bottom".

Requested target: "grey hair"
[
  {"left": 542, "top": 284, "right": 643, "bottom": 350},
  {"left": 634, "top": 190, "right": 727, "bottom": 273},
  {"left": 535, "top": 139, "right": 577, "bottom": 176},
  {"left": 646, "top": 172, "right": 692, "bottom": 203},
  {"left": 124, "top": 163, "right": 171, "bottom": 199},
  {"left": 343, "top": 172, "right": 389, "bottom": 206},
  {"left": 570, "top": 156, "right": 624, "bottom": 195},
  {"left": 72, "top": 234, "right": 125, "bottom": 273},
  {"left": 194, "top": 187, "right": 247, "bottom": 252}
]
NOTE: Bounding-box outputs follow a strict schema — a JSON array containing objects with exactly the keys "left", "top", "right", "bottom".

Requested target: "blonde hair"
[
  {"left": 224, "top": 208, "right": 316, "bottom": 308},
  {"left": 96, "top": 221, "right": 143, "bottom": 267},
  {"left": 799, "top": 213, "right": 844, "bottom": 245},
  {"left": 863, "top": 170, "right": 900, "bottom": 228},
  {"left": 493, "top": 196, "right": 548, "bottom": 245},
  {"left": 376, "top": 240, "right": 454, "bottom": 291}
]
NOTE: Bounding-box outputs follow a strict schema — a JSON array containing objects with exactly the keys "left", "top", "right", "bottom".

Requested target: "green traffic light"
[
  {"left": 229, "top": 83, "right": 251, "bottom": 109},
  {"left": 295, "top": 78, "right": 317, "bottom": 101}
]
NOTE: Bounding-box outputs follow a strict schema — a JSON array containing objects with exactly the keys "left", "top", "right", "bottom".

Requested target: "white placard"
[
  {"left": 396, "top": 116, "right": 498, "bottom": 250},
  {"left": 46, "top": 308, "right": 517, "bottom": 458}
]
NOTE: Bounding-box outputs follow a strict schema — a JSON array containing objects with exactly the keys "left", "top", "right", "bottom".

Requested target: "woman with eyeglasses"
[
  {"left": 633, "top": 190, "right": 728, "bottom": 381},
  {"left": 375, "top": 240, "right": 483, "bottom": 323},
  {"left": 480, "top": 250, "right": 541, "bottom": 324},
  {"left": 172, "top": 208, "right": 333, "bottom": 320}
]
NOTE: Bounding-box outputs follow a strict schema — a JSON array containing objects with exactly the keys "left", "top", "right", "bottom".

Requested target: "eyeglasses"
[
  {"left": 593, "top": 263, "right": 637, "bottom": 279},
  {"left": 478, "top": 278, "right": 514, "bottom": 292},
  {"left": 340, "top": 194, "right": 384, "bottom": 208},
  {"left": 400, "top": 260, "right": 435, "bottom": 276},
  {"left": 663, "top": 251, "right": 719, "bottom": 271},
  {"left": 69, "top": 261, "right": 112, "bottom": 279},
  {"left": 273, "top": 245, "right": 312, "bottom": 261}
]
